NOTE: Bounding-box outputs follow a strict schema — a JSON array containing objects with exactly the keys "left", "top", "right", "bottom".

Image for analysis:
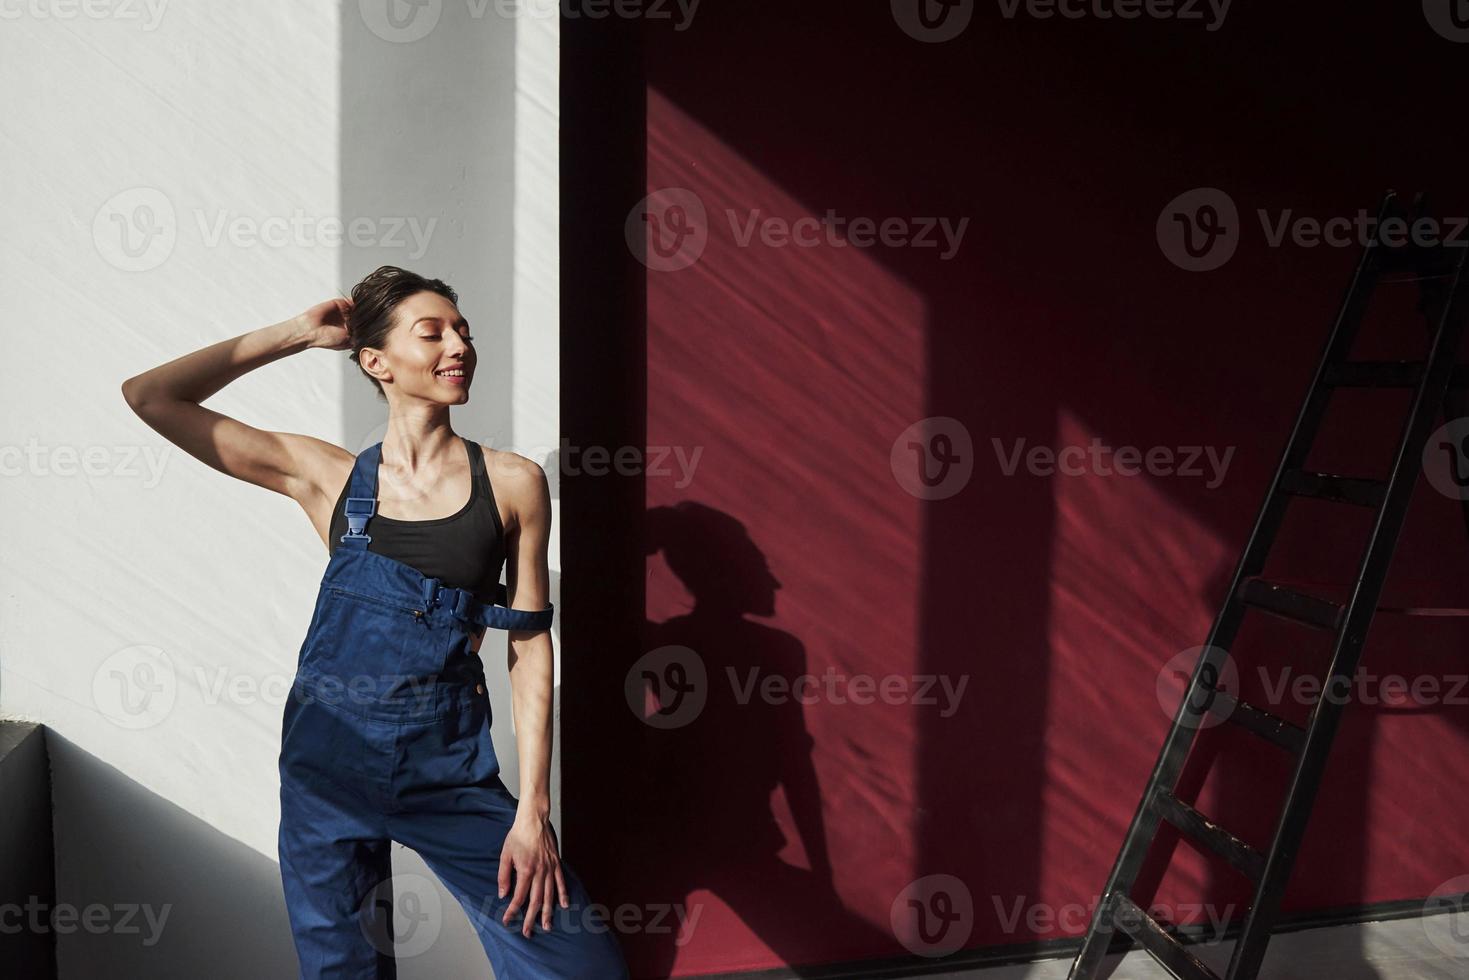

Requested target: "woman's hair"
[{"left": 346, "top": 265, "right": 459, "bottom": 400}]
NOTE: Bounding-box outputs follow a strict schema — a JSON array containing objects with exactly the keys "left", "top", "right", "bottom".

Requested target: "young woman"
[{"left": 122, "top": 265, "right": 628, "bottom": 979}]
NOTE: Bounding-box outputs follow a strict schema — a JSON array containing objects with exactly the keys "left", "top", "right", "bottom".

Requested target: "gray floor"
[{"left": 928, "top": 912, "right": 1468, "bottom": 978}]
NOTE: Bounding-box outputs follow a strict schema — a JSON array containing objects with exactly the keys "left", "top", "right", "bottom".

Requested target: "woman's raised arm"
[{"left": 121, "top": 298, "right": 352, "bottom": 503}]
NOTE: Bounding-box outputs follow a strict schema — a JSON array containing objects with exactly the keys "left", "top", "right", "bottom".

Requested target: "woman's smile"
[{"left": 435, "top": 366, "right": 468, "bottom": 386}]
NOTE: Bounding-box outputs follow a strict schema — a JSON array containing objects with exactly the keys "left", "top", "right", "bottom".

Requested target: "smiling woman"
[
  {"left": 119, "top": 265, "right": 630, "bottom": 979},
  {"left": 344, "top": 265, "right": 477, "bottom": 401}
]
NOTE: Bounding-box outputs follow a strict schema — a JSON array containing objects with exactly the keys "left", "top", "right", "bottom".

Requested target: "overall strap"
[
  {"left": 462, "top": 437, "right": 492, "bottom": 500},
  {"left": 474, "top": 582, "right": 555, "bottom": 633},
  {"left": 421, "top": 579, "right": 555, "bottom": 634},
  {"left": 338, "top": 442, "right": 383, "bottom": 548}
]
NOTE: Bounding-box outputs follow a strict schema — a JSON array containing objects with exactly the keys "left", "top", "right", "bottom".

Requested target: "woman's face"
[{"left": 368, "top": 290, "right": 477, "bottom": 403}]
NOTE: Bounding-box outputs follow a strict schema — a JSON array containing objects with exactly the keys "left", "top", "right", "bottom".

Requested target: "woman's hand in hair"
[{"left": 294, "top": 296, "right": 354, "bottom": 351}]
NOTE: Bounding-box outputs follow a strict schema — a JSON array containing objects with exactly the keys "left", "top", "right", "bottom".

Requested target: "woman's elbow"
[
  {"left": 121, "top": 376, "right": 166, "bottom": 418},
  {"left": 121, "top": 376, "right": 148, "bottom": 412}
]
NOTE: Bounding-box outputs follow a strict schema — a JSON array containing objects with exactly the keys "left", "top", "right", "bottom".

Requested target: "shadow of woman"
[{"left": 626, "top": 501, "right": 898, "bottom": 978}]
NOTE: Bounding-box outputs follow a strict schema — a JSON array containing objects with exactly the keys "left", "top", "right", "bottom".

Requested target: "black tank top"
[{"left": 328, "top": 436, "right": 506, "bottom": 602}]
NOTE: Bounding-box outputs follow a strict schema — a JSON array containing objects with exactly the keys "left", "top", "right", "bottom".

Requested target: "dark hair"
[{"left": 346, "top": 265, "right": 460, "bottom": 400}]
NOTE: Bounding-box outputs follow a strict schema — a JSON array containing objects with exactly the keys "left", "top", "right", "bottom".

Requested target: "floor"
[{"left": 927, "top": 912, "right": 1467, "bottom": 979}]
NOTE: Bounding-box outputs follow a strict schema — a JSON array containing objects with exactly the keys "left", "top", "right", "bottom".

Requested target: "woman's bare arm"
[
  {"left": 494, "top": 453, "right": 566, "bottom": 935},
  {"left": 120, "top": 299, "right": 352, "bottom": 505},
  {"left": 503, "top": 454, "right": 556, "bottom": 817}
]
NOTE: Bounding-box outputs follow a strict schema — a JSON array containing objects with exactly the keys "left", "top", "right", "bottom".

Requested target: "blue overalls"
[{"left": 277, "top": 441, "right": 630, "bottom": 979}]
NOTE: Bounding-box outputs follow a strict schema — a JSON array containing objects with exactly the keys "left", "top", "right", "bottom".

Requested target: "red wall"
[{"left": 566, "top": 4, "right": 1469, "bottom": 976}]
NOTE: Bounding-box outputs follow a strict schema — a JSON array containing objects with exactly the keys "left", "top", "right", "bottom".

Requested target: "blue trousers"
[{"left": 278, "top": 442, "right": 629, "bottom": 978}]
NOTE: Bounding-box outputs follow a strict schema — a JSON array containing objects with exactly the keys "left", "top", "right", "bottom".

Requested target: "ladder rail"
[
  {"left": 1223, "top": 237, "right": 1469, "bottom": 980},
  {"left": 1066, "top": 189, "right": 1401, "bottom": 979}
]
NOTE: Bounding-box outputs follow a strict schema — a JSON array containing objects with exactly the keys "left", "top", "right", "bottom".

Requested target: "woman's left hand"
[{"left": 498, "top": 813, "right": 570, "bottom": 936}]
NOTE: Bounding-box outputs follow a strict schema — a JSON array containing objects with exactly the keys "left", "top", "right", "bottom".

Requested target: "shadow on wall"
[
  {"left": 630, "top": 502, "right": 902, "bottom": 978},
  {"left": 336, "top": 0, "right": 518, "bottom": 457},
  {"left": 45, "top": 731, "right": 297, "bottom": 978},
  {"left": 564, "top": 3, "right": 1469, "bottom": 977}
]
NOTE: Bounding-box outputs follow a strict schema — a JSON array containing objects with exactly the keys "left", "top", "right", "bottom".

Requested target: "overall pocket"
[
  {"left": 327, "top": 585, "right": 425, "bottom": 617},
  {"left": 300, "top": 587, "right": 432, "bottom": 684}
]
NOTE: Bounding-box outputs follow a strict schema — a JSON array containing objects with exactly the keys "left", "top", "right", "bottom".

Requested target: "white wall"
[{"left": 0, "top": 2, "right": 558, "bottom": 976}]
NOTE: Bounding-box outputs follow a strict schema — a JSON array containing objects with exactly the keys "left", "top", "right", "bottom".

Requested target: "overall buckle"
[
  {"left": 427, "top": 585, "right": 477, "bottom": 623},
  {"left": 341, "top": 497, "right": 376, "bottom": 542}
]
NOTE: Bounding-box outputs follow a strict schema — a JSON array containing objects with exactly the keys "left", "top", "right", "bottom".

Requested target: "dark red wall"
[{"left": 564, "top": 4, "right": 1469, "bottom": 976}]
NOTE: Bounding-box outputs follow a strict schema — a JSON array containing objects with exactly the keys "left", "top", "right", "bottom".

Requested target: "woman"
[{"left": 122, "top": 265, "right": 629, "bottom": 979}]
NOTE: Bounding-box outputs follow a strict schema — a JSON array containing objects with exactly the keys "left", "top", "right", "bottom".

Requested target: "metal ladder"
[{"left": 1067, "top": 189, "right": 1469, "bottom": 980}]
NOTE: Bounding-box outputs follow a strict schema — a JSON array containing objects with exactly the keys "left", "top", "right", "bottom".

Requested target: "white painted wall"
[{"left": 0, "top": 2, "right": 558, "bottom": 976}]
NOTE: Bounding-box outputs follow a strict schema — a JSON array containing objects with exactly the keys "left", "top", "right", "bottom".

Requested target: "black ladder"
[{"left": 1067, "top": 189, "right": 1469, "bottom": 980}]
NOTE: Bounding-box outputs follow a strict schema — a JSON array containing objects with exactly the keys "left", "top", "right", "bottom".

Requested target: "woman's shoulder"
[
  {"left": 478, "top": 444, "right": 545, "bottom": 483},
  {"left": 476, "top": 444, "right": 549, "bottom": 532}
]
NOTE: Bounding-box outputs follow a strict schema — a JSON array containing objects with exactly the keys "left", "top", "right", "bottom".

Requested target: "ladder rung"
[
  {"left": 1207, "top": 689, "right": 1307, "bottom": 754},
  {"left": 1111, "top": 893, "right": 1223, "bottom": 980},
  {"left": 1279, "top": 469, "right": 1386, "bottom": 508},
  {"left": 1324, "top": 361, "right": 1469, "bottom": 388},
  {"left": 1237, "top": 578, "right": 1344, "bottom": 631},
  {"left": 1151, "top": 788, "right": 1267, "bottom": 881}
]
